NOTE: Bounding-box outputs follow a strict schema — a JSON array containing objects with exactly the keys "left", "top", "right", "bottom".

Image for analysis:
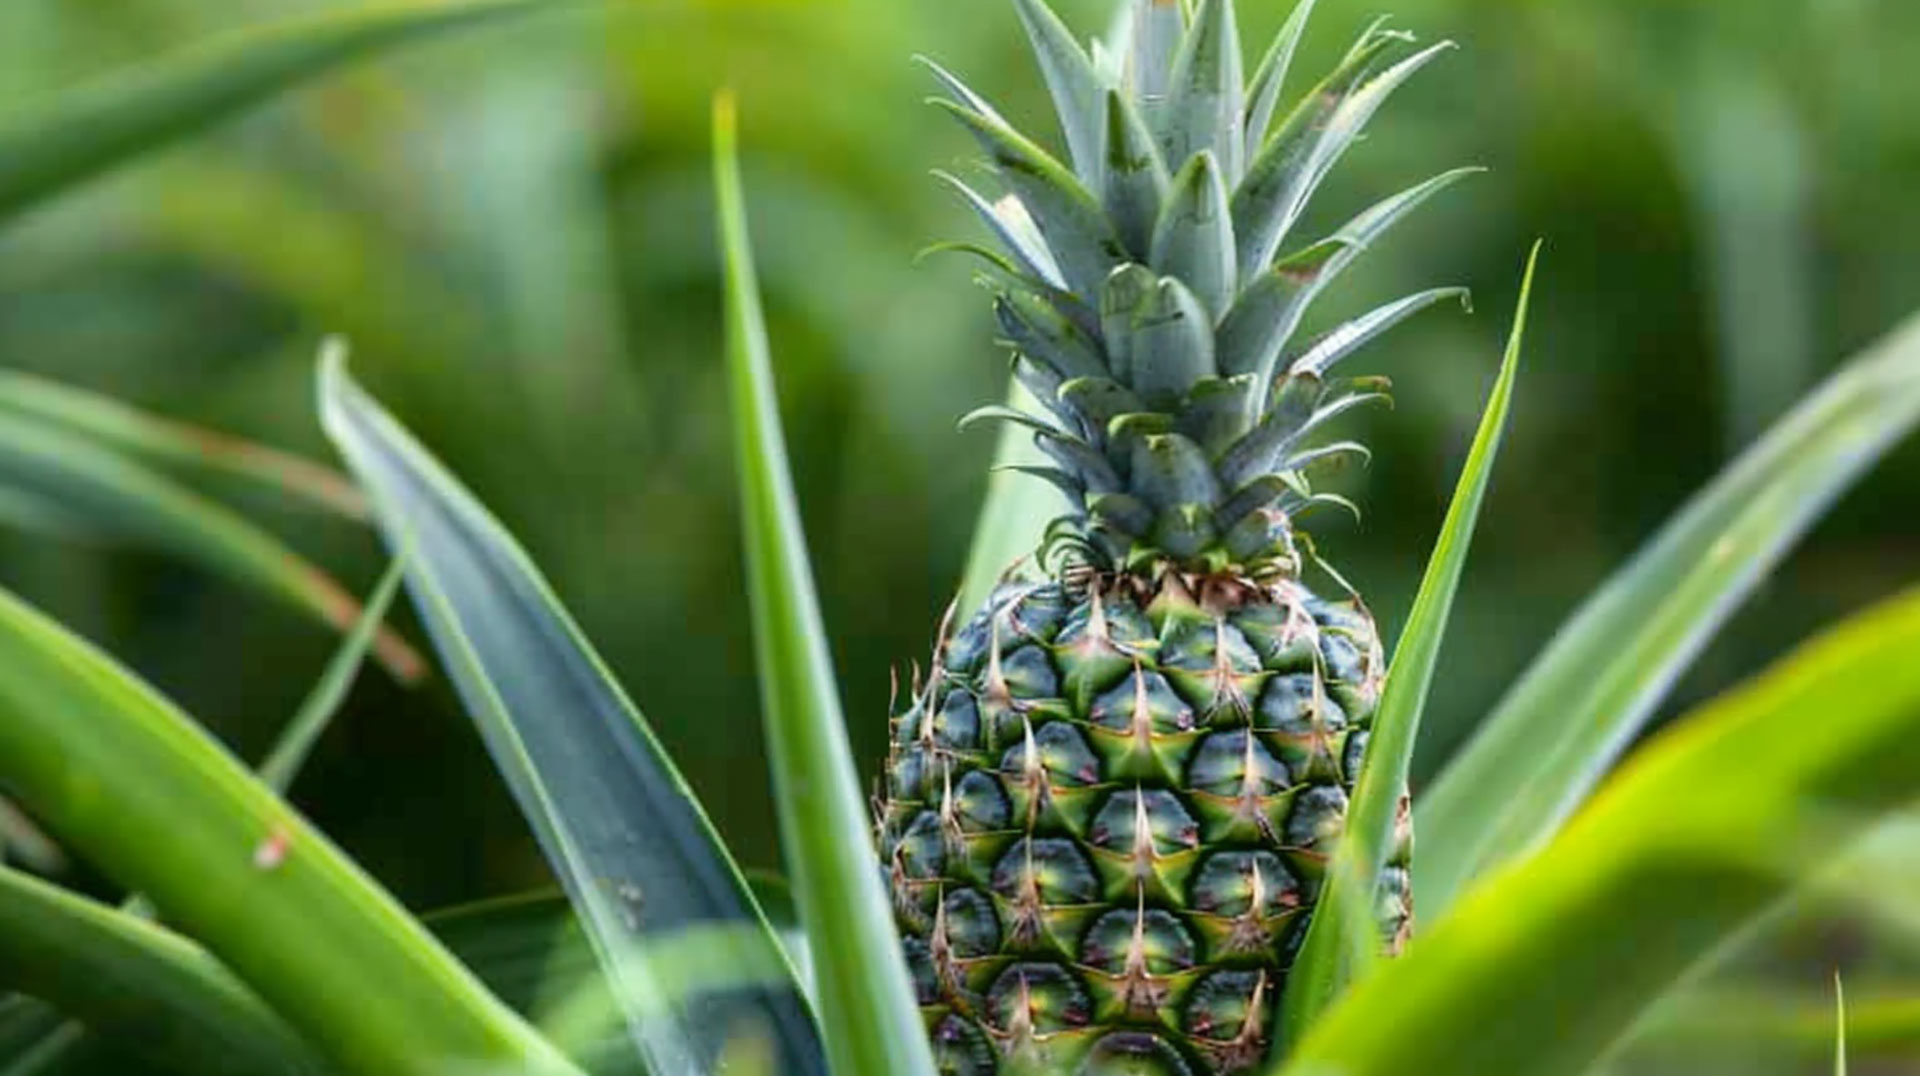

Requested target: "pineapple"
[{"left": 878, "top": 0, "right": 1462, "bottom": 1071}]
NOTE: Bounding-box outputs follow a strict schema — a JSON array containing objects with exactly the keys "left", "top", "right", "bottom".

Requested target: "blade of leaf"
[
  {"left": 1417, "top": 309, "right": 1920, "bottom": 919},
  {"left": 318, "top": 344, "right": 826, "bottom": 1076},
  {"left": 0, "top": 0, "right": 568, "bottom": 221},
  {"left": 1009, "top": 0, "right": 1107, "bottom": 187},
  {"left": 0, "top": 411, "right": 422, "bottom": 682},
  {"left": 1234, "top": 38, "right": 1453, "bottom": 285},
  {"left": 0, "top": 555, "right": 408, "bottom": 1071},
  {"left": 1288, "top": 286, "right": 1474, "bottom": 379},
  {"left": 0, "top": 863, "right": 328, "bottom": 1076},
  {"left": 1243, "top": 0, "right": 1318, "bottom": 158},
  {"left": 1280, "top": 583, "right": 1920, "bottom": 1076},
  {"left": 0, "top": 583, "right": 573, "bottom": 1075},
  {"left": 1162, "top": 0, "right": 1246, "bottom": 181},
  {"left": 1280, "top": 244, "right": 1537, "bottom": 1035},
  {"left": 0, "top": 368, "right": 367, "bottom": 519},
  {"left": 258, "top": 555, "right": 407, "bottom": 791},
  {"left": 936, "top": 101, "right": 1125, "bottom": 300},
  {"left": 715, "top": 94, "right": 936, "bottom": 1076},
  {"left": 958, "top": 378, "right": 1064, "bottom": 614}
]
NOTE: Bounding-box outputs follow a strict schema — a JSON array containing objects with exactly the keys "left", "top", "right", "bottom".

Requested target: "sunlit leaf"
[
  {"left": 1282, "top": 584, "right": 1920, "bottom": 1076},
  {"left": 0, "top": 581, "right": 570, "bottom": 1075},
  {"left": 1418, "top": 310, "right": 1920, "bottom": 919},
  {"left": 0, "top": 0, "right": 568, "bottom": 221},
  {"left": 0, "top": 864, "right": 326, "bottom": 1075}
]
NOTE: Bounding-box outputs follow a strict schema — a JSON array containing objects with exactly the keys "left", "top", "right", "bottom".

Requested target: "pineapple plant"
[{"left": 876, "top": 0, "right": 1458, "bottom": 1070}]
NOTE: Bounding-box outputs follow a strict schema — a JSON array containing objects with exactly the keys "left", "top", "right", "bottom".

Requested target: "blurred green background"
[{"left": 0, "top": 1, "right": 1916, "bottom": 1050}]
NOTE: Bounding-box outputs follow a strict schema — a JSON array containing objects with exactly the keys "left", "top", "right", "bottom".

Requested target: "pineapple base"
[{"left": 878, "top": 568, "right": 1409, "bottom": 1075}]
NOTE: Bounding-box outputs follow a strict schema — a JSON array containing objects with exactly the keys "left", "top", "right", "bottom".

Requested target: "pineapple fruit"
[{"left": 878, "top": 0, "right": 1461, "bottom": 1071}]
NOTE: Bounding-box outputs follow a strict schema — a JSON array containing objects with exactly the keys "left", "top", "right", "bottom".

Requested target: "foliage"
[{"left": 0, "top": 1, "right": 1917, "bottom": 1075}]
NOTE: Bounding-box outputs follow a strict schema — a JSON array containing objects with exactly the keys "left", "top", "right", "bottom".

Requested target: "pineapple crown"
[{"left": 932, "top": 0, "right": 1475, "bottom": 577}]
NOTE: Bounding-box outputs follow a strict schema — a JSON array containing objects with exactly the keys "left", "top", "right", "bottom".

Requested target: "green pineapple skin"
[{"left": 879, "top": 570, "right": 1407, "bottom": 1075}]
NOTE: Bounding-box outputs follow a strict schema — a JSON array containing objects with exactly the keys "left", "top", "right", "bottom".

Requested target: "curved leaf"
[
  {"left": 0, "top": 410, "right": 422, "bottom": 681},
  {"left": 0, "top": 0, "right": 568, "bottom": 221},
  {"left": 1, "top": 556, "right": 408, "bottom": 1071},
  {"left": 0, "top": 864, "right": 326, "bottom": 1076},
  {"left": 318, "top": 345, "right": 825, "bottom": 1076},
  {"left": 0, "top": 369, "right": 366, "bottom": 519},
  {"left": 1418, "top": 310, "right": 1920, "bottom": 919},
  {"left": 0, "top": 582, "right": 572, "bottom": 1075},
  {"left": 1282, "top": 584, "right": 1920, "bottom": 1076}
]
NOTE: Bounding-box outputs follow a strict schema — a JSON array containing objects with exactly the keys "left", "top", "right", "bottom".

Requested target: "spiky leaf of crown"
[{"left": 935, "top": 0, "right": 1474, "bottom": 576}]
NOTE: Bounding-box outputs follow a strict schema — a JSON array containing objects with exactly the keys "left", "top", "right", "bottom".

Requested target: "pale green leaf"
[
  {"left": 1282, "top": 584, "right": 1920, "bottom": 1076},
  {"left": 0, "top": 0, "right": 567, "bottom": 221},
  {"left": 1418, "top": 310, "right": 1920, "bottom": 920},
  {"left": 319, "top": 345, "right": 825, "bottom": 1075},
  {"left": 0, "top": 864, "right": 326, "bottom": 1075}
]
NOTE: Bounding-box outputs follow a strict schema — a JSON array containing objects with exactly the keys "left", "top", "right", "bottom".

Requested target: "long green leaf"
[
  {"left": 0, "top": 864, "right": 326, "bottom": 1076},
  {"left": 0, "top": 411, "right": 423, "bottom": 682},
  {"left": 318, "top": 344, "right": 826, "bottom": 1075},
  {"left": 714, "top": 95, "right": 937, "bottom": 1076},
  {"left": 0, "top": 583, "right": 572, "bottom": 1075},
  {"left": 1281, "top": 244, "right": 1539, "bottom": 1035},
  {"left": 0, "top": 0, "right": 565, "bottom": 221},
  {"left": 0, "top": 555, "right": 409, "bottom": 1072},
  {"left": 1418, "top": 310, "right": 1920, "bottom": 919},
  {"left": 1282, "top": 584, "right": 1920, "bottom": 1076},
  {"left": 0, "top": 369, "right": 367, "bottom": 519}
]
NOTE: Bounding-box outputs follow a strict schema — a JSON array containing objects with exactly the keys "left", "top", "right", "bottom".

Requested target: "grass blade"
[
  {"left": 1281, "top": 584, "right": 1920, "bottom": 1076},
  {"left": 319, "top": 344, "right": 826, "bottom": 1076},
  {"left": 258, "top": 555, "right": 407, "bottom": 791},
  {"left": 1280, "top": 245, "right": 1538, "bottom": 1035},
  {"left": 1417, "top": 310, "right": 1920, "bottom": 919},
  {"left": 715, "top": 95, "right": 937, "bottom": 1076},
  {"left": 0, "top": 369, "right": 366, "bottom": 519},
  {"left": 0, "top": 864, "right": 327, "bottom": 1075},
  {"left": 0, "top": 411, "right": 422, "bottom": 682},
  {"left": 0, "top": 584, "right": 573, "bottom": 1075},
  {"left": 0, "top": 0, "right": 564, "bottom": 221}
]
